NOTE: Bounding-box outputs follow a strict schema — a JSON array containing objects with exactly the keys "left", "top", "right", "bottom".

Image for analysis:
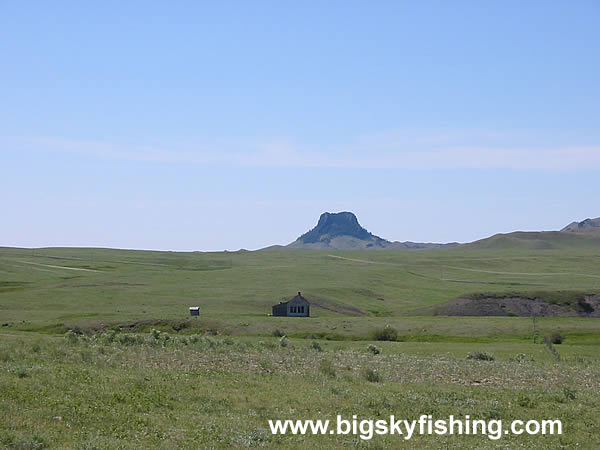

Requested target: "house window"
[{"left": 300, "top": 306, "right": 304, "bottom": 313}]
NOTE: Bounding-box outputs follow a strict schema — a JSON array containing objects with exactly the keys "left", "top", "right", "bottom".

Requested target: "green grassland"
[
  {"left": 1, "top": 332, "right": 598, "bottom": 448},
  {"left": 1, "top": 246, "right": 600, "bottom": 448},
  {"left": 1, "top": 246, "right": 600, "bottom": 341}
]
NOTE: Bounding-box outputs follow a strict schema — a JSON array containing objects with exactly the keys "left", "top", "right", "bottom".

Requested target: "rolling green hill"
[
  {"left": 2, "top": 245, "right": 600, "bottom": 448},
  {"left": 466, "top": 231, "right": 600, "bottom": 250},
  {"left": 1, "top": 245, "right": 599, "bottom": 340}
]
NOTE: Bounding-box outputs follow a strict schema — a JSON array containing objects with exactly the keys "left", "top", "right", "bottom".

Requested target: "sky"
[{"left": 1, "top": 1, "right": 599, "bottom": 251}]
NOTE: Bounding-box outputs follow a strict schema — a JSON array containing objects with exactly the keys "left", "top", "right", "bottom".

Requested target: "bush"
[
  {"left": 104, "top": 329, "right": 117, "bottom": 343},
  {"left": 363, "top": 368, "right": 382, "bottom": 383},
  {"left": 548, "top": 333, "right": 564, "bottom": 344},
  {"left": 563, "top": 387, "right": 576, "bottom": 401},
  {"left": 65, "top": 330, "right": 80, "bottom": 344},
  {"left": 511, "top": 353, "right": 533, "bottom": 363},
  {"left": 319, "top": 359, "right": 336, "bottom": 378},
  {"left": 279, "top": 336, "right": 288, "bottom": 348},
  {"left": 466, "top": 351, "right": 495, "bottom": 361},
  {"left": 371, "top": 326, "right": 398, "bottom": 342},
  {"left": 171, "top": 321, "right": 188, "bottom": 332},
  {"left": 118, "top": 334, "right": 139, "bottom": 345},
  {"left": 311, "top": 341, "right": 323, "bottom": 352},
  {"left": 367, "top": 344, "right": 380, "bottom": 355},
  {"left": 517, "top": 394, "right": 535, "bottom": 408},
  {"left": 272, "top": 329, "right": 285, "bottom": 337}
]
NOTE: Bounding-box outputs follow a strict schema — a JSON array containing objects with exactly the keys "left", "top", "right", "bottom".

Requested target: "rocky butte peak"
[
  {"left": 561, "top": 217, "right": 600, "bottom": 232},
  {"left": 274, "top": 211, "right": 458, "bottom": 251},
  {"left": 297, "top": 211, "right": 378, "bottom": 244}
]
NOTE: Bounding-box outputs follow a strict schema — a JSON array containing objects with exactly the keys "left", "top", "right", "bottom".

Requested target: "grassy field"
[{"left": 1, "top": 246, "right": 599, "bottom": 448}]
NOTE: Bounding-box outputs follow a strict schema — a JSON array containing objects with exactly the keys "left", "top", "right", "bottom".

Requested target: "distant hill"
[
  {"left": 279, "top": 211, "right": 458, "bottom": 251},
  {"left": 260, "top": 212, "right": 600, "bottom": 251},
  {"left": 466, "top": 230, "right": 600, "bottom": 250},
  {"left": 561, "top": 217, "right": 600, "bottom": 232}
]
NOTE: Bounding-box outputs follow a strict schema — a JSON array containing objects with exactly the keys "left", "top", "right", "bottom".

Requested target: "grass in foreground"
[{"left": 1, "top": 332, "right": 598, "bottom": 448}]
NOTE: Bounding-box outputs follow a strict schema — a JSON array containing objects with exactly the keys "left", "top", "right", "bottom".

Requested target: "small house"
[{"left": 272, "top": 292, "right": 310, "bottom": 317}]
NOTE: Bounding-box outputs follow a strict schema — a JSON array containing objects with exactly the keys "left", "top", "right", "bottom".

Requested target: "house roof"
[
  {"left": 274, "top": 292, "right": 309, "bottom": 306},
  {"left": 290, "top": 294, "right": 309, "bottom": 303}
]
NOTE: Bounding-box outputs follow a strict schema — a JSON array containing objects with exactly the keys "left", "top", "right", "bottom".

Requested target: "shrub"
[
  {"left": 563, "top": 387, "right": 576, "bottom": 401},
  {"left": 319, "top": 359, "right": 336, "bottom": 378},
  {"left": 279, "top": 336, "right": 288, "bottom": 348},
  {"left": 548, "top": 333, "right": 564, "bottom": 344},
  {"left": 151, "top": 329, "right": 161, "bottom": 340},
  {"left": 466, "top": 351, "right": 495, "bottom": 361},
  {"left": 517, "top": 394, "right": 535, "bottom": 408},
  {"left": 65, "top": 330, "right": 80, "bottom": 344},
  {"left": 311, "top": 341, "right": 323, "bottom": 352},
  {"left": 118, "top": 334, "right": 139, "bottom": 345},
  {"left": 577, "top": 298, "right": 594, "bottom": 313},
  {"left": 16, "top": 367, "right": 29, "bottom": 378},
  {"left": 481, "top": 407, "right": 502, "bottom": 420},
  {"left": 367, "top": 344, "right": 380, "bottom": 355},
  {"left": 511, "top": 353, "right": 533, "bottom": 363},
  {"left": 104, "top": 329, "right": 117, "bottom": 343},
  {"left": 272, "top": 329, "right": 285, "bottom": 337},
  {"left": 363, "top": 368, "right": 382, "bottom": 383},
  {"left": 204, "top": 336, "right": 217, "bottom": 349},
  {"left": 171, "top": 321, "right": 188, "bottom": 332},
  {"left": 371, "top": 326, "right": 398, "bottom": 342}
]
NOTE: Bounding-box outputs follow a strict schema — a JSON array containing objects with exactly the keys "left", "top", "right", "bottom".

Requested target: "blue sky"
[{"left": 2, "top": 1, "right": 599, "bottom": 250}]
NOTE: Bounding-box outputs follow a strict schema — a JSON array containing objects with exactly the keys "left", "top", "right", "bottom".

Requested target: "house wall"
[
  {"left": 272, "top": 303, "right": 288, "bottom": 316},
  {"left": 287, "top": 299, "right": 309, "bottom": 317}
]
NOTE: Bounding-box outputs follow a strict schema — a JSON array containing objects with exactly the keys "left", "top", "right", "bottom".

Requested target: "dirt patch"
[
  {"left": 430, "top": 295, "right": 600, "bottom": 317},
  {"left": 305, "top": 294, "right": 366, "bottom": 316}
]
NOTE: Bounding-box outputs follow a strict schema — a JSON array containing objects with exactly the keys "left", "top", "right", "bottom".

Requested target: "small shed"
[
  {"left": 189, "top": 306, "right": 200, "bottom": 316},
  {"left": 272, "top": 292, "right": 310, "bottom": 317}
]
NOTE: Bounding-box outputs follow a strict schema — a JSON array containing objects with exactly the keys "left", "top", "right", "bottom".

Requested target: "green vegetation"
[
  {"left": 466, "top": 351, "right": 496, "bottom": 361},
  {"left": 1, "top": 246, "right": 599, "bottom": 340},
  {"left": 0, "top": 332, "right": 598, "bottom": 448},
  {"left": 371, "top": 326, "right": 399, "bottom": 341},
  {"left": 1, "top": 245, "right": 599, "bottom": 447}
]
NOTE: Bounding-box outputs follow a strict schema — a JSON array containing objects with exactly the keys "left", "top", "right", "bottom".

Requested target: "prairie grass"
[{"left": 1, "top": 333, "right": 598, "bottom": 448}]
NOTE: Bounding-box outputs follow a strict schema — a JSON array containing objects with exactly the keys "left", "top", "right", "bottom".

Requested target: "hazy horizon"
[{"left": 2, "top": 2, "right": 599, "bottom": 251}]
